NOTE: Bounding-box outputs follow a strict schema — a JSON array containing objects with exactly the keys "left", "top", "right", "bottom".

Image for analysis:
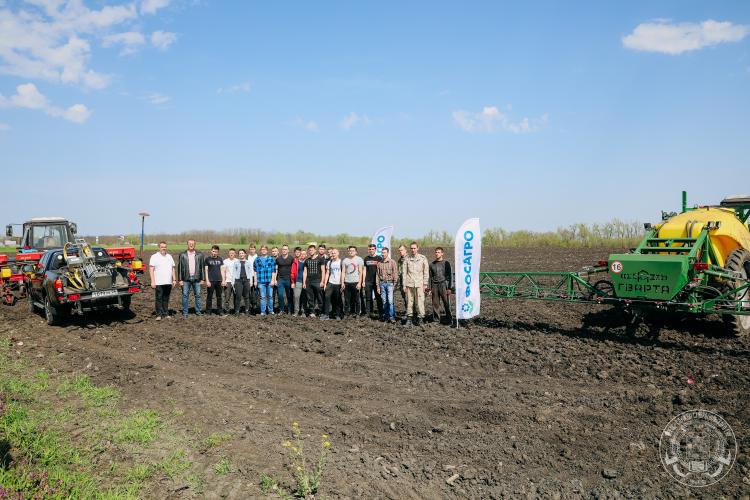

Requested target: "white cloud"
[
  {"left": 452, "top": 106, "right": 548, "bottom": 134},
  {"left": 54, "top": 102, "right": 92, "bottom": 123},
  {"left": 140, "top": 0, "right": 171, "bottom": 15},
  {"left": 623, "top": 19, "right": 749, "bottom": 55},
  {"left": 151, "top": 30, "right": 177, "bottom": 50},
  {"left": 0, "top": 82, "right": 92, "bottom": 123},
  {"left": 217, "top": 82, "right": 251, "bottom": 94},
  {"left": 102, "top": 31, "right": 146, "bottom": 55},
  {"left": 0, "top": 123, "right": 10, "bottom": 131},
  {"left": 340, "top": 111, "right": 370, "bottom": 131},
  {"left": 145, "top": 92, "right": 170, "bottom": 105},
  {"left": 292, "top": 116, "right": 318, "bottom": 132},
  {"left": 0, "top": 1, "right": 177, "bottom": 89}
]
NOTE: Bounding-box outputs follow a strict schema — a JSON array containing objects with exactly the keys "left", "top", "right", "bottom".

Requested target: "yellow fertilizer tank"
[{"left": 658, "top": 205, "right": 750, "bottom": 267}]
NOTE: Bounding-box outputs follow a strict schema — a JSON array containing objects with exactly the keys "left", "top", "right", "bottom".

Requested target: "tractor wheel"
[
  {"left": 121, "top": 295, "right": 132, "bottom": 312},
  {"left": 723, "top": 249, "right": 750, "bottom": 337},
  {"left": 44, "top": 296, "right": 59, "bottom": 326}
]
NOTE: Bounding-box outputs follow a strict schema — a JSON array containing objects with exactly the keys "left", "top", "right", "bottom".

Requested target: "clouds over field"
[
  {"left": 623, "top": 19, "right": 749, "bottom": 55},
  {"left": 452, "top": 106, "right": 548, "bottom": 134},
  {"left": 0, "top": 0, "right": 176, "bottom": 123}
]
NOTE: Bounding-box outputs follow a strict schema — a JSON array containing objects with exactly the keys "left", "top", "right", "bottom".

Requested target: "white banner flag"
[
  {"left": 371, "top": 226, "right": 394, "bottom": 256},
  {"left": 455, "top": 218, "right": 481, "bottom": 320}
]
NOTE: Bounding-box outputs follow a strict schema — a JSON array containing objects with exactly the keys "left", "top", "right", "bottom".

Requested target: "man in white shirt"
[
  {"left": 342, "top": 246, "right": 365, "bottom": 318},
  {"left": 321, "top": 248, "right": 343, "bottom": 320},
  {"left": 222, "top": 248, "right": 238, "bottom": 314},
  {"left": 149, "top": 241, "right": 177, "bottom": 320}
]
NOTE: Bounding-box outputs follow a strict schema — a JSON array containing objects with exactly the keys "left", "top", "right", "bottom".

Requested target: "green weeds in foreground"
[
  {"left": 0, "top": 348, "right": 198, "bottom": 498},
  {"left": 201, "top": 432, "right": 232, "bottom": 451},
  {"left": 58, "top": 374, "right": 120, "bottom": 407},
  {"left": 260, "top": 422, "right": 332, "bottom": 498},
  {"left": 213, "top": 456, "right": 231, "bottom": 475},
  {"left": 109, "top": 410, "right": 161, "bottom": 445}
]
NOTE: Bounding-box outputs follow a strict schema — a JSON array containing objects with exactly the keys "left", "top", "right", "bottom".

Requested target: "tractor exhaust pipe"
[{"left": 682, "top": 190, "right": 687, "bottom": 213}]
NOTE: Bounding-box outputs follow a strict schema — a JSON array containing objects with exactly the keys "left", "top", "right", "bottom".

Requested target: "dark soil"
[{"left": 2, "top": 247, "right": 749, "bottom": 498}]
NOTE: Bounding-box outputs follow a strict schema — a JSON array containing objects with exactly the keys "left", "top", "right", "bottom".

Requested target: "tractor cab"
[{"left": 6, "top": 217, "right": 78, "bottom": 252}]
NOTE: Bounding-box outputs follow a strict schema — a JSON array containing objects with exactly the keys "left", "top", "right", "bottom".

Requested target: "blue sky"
[{"left": 1, "top": 1, "right": 748, "bottom": 237}]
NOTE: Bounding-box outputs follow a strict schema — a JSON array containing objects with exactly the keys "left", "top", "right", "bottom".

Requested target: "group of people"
[{"left": 148, "top": 240, "right": 454, "bottom": 326}]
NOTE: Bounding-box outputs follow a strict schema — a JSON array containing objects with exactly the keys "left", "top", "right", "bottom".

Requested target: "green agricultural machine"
[{"left": 479, "top": 192, "right": 750, "bottom": 336}]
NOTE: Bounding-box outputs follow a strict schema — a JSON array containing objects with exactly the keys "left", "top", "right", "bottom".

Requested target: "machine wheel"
[
  {"left": 723, "top": 249, "right": 750, "bottom": 337},
  {"left": 121, "top": 295, "right": 132, "bottom": 312},
  {"left": 44, "top": 296, "right": 59, "bottom": 326}
]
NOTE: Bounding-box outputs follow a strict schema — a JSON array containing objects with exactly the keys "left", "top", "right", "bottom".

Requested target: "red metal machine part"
[{"left": 1, "top": 247, "right": 142, "bottom": 306}]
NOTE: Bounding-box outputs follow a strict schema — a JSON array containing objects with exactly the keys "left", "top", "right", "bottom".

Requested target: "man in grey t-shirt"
[{"left": 342, "top": 246, "right": 364, "bottom": 317}]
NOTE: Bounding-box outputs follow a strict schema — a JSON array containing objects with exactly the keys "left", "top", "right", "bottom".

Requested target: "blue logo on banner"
[
  {"left": 376, "top": 234, "right": 386, "bottom": 255},
  {"left": 462, "top": 230, "right": 475, "bottom": 299}
]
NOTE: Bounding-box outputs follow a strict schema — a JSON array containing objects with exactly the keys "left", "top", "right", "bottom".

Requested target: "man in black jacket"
[
  {"left": 363, "top": 244, "right": 383, "bottom": 319},
  {"left": 177, "top": 239, "right": 206, "bottom": 317},
  {"left": 429, "top": 247, "right": 453, "bottom": 324}
]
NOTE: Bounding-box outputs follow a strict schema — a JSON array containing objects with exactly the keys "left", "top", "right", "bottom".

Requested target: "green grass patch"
[
  {"left": 58, "top": 374, "right": 120, "bottom": 407},
  {"left": 213, "top": 456, "right": 231, "bottom": 475},
  {"left": 185, "top": 473, "right": 204, "bottom": 495},
  {"left": 201, "top": 432, "right": 232, "bottom": 451},
  {"left": 0, "top": 399, "right": 108, "bottom": 498},
  {"left": 0, "top": 376, "right": 35, "bottom": 398},
  {"left": 0, "top": 344, "right": 199, "bottom": 498},
  {"left": 0, "top": 343, "right": 249, "bottom": 498},
  {"left": 158, "top": 449, "right": 192, "bottom": 478},
  {"left": 109, "top": 410, "right": 161, "bottom": 445}
]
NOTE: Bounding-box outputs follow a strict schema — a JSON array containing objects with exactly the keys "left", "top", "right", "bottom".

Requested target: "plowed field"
[{"left": 1, "top": 247, "right": 748, "bottom": 498}]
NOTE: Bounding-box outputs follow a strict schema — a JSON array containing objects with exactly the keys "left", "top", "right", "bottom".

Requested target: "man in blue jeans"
[
  {"left": 253, "top": 245, "right": 277, "bottom": 318},
  {"left": 376, "top": 247, "right": 399, "bottom": 323},
  {"left": 177, "top": 239, "right": 205, "bottom": 317},
  {"left": 274, "top": 244, "right": 294, "bottom": 314}
]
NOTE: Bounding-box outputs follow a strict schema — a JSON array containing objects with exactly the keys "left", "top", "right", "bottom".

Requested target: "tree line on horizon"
[{"left": 85, "top": 219, "right": 644, "bottom": 249}]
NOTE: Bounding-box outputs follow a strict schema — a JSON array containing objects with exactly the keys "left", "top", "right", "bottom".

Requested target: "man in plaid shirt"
[{"left": 253, "top": 245, "right": 277, "bottom": 318}]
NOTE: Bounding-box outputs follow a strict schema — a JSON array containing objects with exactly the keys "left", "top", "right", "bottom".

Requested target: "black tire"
[
  {"left": 723, "top": 249, "right": 750, "bottom": 337},
  {"left": 121, "top": 295, "right": 132, "bottom": 311},
  {"left": 44, "top": 295, "right": 59, "bottom": 326}
]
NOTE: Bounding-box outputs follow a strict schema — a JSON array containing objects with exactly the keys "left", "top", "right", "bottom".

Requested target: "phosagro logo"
[
  {"left": 375, "top": 235, "right": 386, "bottom": 255},
  {"left": 461, "top": 300, "right": 474, "bottom": 313},
  {"left": 462, "top": 230, "right": 475, "bottom": 298}
]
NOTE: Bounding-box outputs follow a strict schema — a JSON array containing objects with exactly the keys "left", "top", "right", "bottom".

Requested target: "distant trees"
[{"left": 86, "top": 219, "right": 644, "bottom": 249}]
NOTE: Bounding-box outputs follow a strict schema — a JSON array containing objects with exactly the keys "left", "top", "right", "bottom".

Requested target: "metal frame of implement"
[{"left": 479, "top": 220, "right": 750, "bottom": 317}]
